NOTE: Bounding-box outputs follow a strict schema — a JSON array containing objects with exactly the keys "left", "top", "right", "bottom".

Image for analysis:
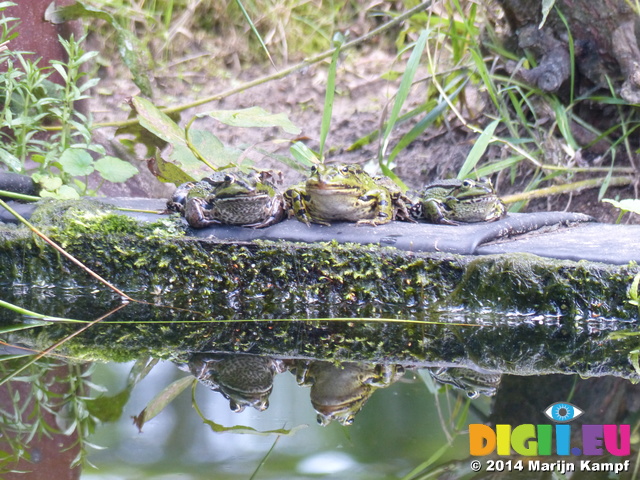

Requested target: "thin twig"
[
  {"left": 501, "top": 175, "right": 633, "bottom": 204},
  {"left": 85, "top": 1, "right": 434, "bottom": 130}
]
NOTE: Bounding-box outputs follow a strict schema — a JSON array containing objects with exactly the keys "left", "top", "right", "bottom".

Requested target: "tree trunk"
[{"left": 496, "top": 0, "right": 640, "bottom": 103}]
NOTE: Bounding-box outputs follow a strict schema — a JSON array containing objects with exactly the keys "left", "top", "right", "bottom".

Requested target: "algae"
[{"left": 0, "top": 199, "right": 638, "bottom": 378}]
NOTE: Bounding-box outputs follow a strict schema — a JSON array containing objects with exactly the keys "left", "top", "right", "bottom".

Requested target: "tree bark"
[{"left": 496, "top": 0, "right": 640, "bottom": 103}]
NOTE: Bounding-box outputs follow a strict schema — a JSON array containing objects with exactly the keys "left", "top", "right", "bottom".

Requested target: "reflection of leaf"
[
  {"left": 46, "top": 1, "right": 153, "bottom": 96},
  {"left": 133, "top": 375, "right": 194, "bottom": 432},
  {"left": 198, "top": 107, "right": 301, "bottom": 135},
  {"left": 191, "top": 383, "right": 307, "bottom": 436},
  {"left": 87, "top": 389, "right": 131, "bottom": 423}
]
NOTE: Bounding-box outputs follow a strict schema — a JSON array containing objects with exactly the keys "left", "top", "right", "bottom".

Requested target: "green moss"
[{"left": 0, "top": 200, "right": 639, "bottom": 378}]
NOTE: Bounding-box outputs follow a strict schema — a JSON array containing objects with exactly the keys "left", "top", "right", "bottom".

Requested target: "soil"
[{"left": 91, "top": 46, "right": 639, "bottom": 225}]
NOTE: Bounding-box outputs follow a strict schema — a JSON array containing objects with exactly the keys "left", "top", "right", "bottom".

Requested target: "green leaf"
[
  {"left": 458, "top": 119, "right": 500, "bottom": 180},
  {"left": 319, "top": 32, "right": 345, "bottom": 158},
  {"left": 187, "top": 129, "right": 241, "bottom": 169},
  {"left": 380, "top": 29, "right": 429, "bottom": 161},
  {"left": 149, "top": 148, "right": 197, "bottom": 185},
  {"left": 86, "top": 389, "right": 131, "bottom": 423},
  {"left": 234, "top": 0, "right": 275, "bottom": 68},
  {"left": 0, "top": 147, "right": 22, "bottom": 171},
  {"left": 32, "top": 173, "right": 63, "bottom": 192},
  {"left": 290, "top": 141, "right": 319, "bottom": 167},
  {"left": 388, "top": 78, "right": 467, "bottom": 164},
  {"left": 94, "top": 156, "right": 139, "bottom": 183},
  {"left": 40, "top": 184, "right": 80, "bottom": 199},
  {"left": 539, "top": 0, "right": 556, "bottom": 29},
  {"left": 602, "top": 198, "right": 640, "bottom": 216},
  {"left": 198, "top": 107, "right": 301, "bottom": 135},
  {"left": 59, "top": 148, "right": 94, "bottom": 176},
  {"left": 132, "top": 376, "right": 194, "bottom": 432},
  {"left": 131, "top": 96, "right": 186, "bottom": 145}
]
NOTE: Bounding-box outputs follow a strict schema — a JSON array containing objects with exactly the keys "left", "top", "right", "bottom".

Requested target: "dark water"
[{"left": 1, "top": 284, "right": 639, "bottom": 479}]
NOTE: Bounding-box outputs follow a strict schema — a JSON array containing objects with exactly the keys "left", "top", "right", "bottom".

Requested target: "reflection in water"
[
  {"left": 182, "top": 354, "right": 286, "bottom": 412},
  {"left": 183, "top": 353, "right": 504, "bottom": 427},
  {"left": 427, "top": 366, "right": 502, "bottom": 399},
  {"left": 2, "top": 351, "right": 640, "bottom": 478},
  {"left": 183, "top": 353, "right": 408, "bottom": 426},
  {"left": 288, "top": 360, "right": 405, "bottom": 426},
  {"left": 0, "top": 357, "right": 92, "bottom": 480}
]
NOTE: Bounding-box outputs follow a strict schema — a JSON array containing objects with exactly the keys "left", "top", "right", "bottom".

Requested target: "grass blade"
[
  {"left": 380, "top": 29, "right": 429, "bottom": 163},
  {"left": 319, "top": 33, "right": 345, "bottom": 159},
  {"left": 234, "top": 0, "right": 276, "bottom": 68},
  {"left": 458, "top": 119, "right": 499, "bottom": 179}
]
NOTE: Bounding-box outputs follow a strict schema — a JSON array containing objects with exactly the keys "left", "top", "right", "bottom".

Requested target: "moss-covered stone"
[{"left": 0, "top": 200, "right": 638, "bottom": 378}]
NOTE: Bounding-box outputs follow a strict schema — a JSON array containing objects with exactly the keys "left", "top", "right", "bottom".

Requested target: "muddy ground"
[{"left": 91, "top": 45, "right": 639, "bottom": 225}]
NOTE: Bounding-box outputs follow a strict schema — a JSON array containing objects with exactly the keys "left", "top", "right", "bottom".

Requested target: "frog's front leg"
[
  {"left": 356, "top": 188, "right": 393, "bottom": 226},
  {"left": 184, "top": 197, "right": 222, "bottom": 228},
  {"left": 416, "top": 198, "right": 459, "bottom": 225},
  {"left": 285, "top": 186, "right": 327, "bottom": 226}
]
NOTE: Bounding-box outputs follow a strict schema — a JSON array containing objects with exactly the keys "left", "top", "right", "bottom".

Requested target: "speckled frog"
[
  {"left": 284, "top": 164, "right": 413, "bottom": 226},
  {"left": 411, "top": 177, "right": 506, "bottom": 225},
  {"left": 168, "top": 168, "right": 286, "bottom": 228}
]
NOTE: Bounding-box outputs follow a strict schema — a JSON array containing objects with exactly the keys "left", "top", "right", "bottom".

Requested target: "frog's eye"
[
  {"left": 462, "top": 179, "right": 474, "bottom": 188},
  {"left": 341, "top": 166, "right": 350, "bottom": 174},
  {"left": 310, "top": 165, "right": 318, "bottom": 174}
]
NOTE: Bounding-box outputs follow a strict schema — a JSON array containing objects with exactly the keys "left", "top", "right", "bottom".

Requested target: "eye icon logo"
[{"left": 543, "top": 402, "right": 584, "bottom": 423}]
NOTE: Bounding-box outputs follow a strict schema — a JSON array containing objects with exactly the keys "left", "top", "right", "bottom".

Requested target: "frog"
[
  {"left": 427, "top": 366, "right": 502, "bottom": 399},
  {"left": 184, "top": 353, "right": 286, "bottom": 412},
  {"left": 410, "top": 177, "right": 506, "bottom": 225},
  {"left": 284, "top": 163, "right": 413, "bottom": 226},
  {"left": 288, "top": 360, "right": 405, "bottom": 426},
  {"left": 167, "top": 168, "right": 286, "bottom": 228}
]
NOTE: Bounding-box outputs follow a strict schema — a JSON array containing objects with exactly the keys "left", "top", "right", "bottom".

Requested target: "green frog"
[
  {"left": 284, "top": 164, "right": 413, "bottom": 226},
  {"left": 185, "top": 354, "right": 286, "bottom": 412},
  {"left": 427, "top": 366, "right": 502, "bottom": 399},
  {"left": 288, "top": 360, "right": 405, "bottom": 426},
  {"left": 411, "top": 178, "right": 506, "bottom": 225},
  {"left": 167, "top": 168, "right": 286, "bottom": 228}
]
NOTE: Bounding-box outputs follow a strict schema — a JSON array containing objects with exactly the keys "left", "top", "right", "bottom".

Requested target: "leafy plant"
[{"left": 0, "top": 5, "right": 138, "bottom": 198}]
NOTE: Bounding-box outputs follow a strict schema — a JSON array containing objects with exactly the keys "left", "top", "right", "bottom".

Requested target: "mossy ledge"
[{"left": 0, "top": 200, "right": 638, "bottom": 378}]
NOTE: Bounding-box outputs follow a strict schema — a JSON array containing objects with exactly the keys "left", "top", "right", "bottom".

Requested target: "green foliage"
[
  {"left": 602, "top": 198, "right": 640, "bottom": 224},
  {"left": 129, "top": 96, "right": 304, "bottom": 183},
  {"left": 0, "top": 8, "right": 139, "bottom": 198},
  {"left": 0, "top": 360, "right": 101, "bottom": 473}
]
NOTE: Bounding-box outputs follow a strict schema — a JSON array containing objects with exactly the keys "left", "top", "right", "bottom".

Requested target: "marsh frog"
[
  {"left": 411, "top": 178, "right": 506, "bottom": 225},
  {"left": 289, "top": 360, "right": 405, "bottom": 426},
  {"left": 284, "top": 164, "right": 412, "bottom": 226},
  {"left": 185, "top": 354, "right": 286, "bottom": 412},
  {"left": 168, "top": 168, "right": 286, "bottom": 228}
]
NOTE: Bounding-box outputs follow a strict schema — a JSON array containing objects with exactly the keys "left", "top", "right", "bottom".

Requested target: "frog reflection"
[
  {"left": 427, "top": 366, "right": 502, "bottom": 398},
  {"left": 184, "top": 354, "right": 286, "bottom": 412},
  {"left": 288, "top": 360, "right": 405, "bottom": 426}
]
